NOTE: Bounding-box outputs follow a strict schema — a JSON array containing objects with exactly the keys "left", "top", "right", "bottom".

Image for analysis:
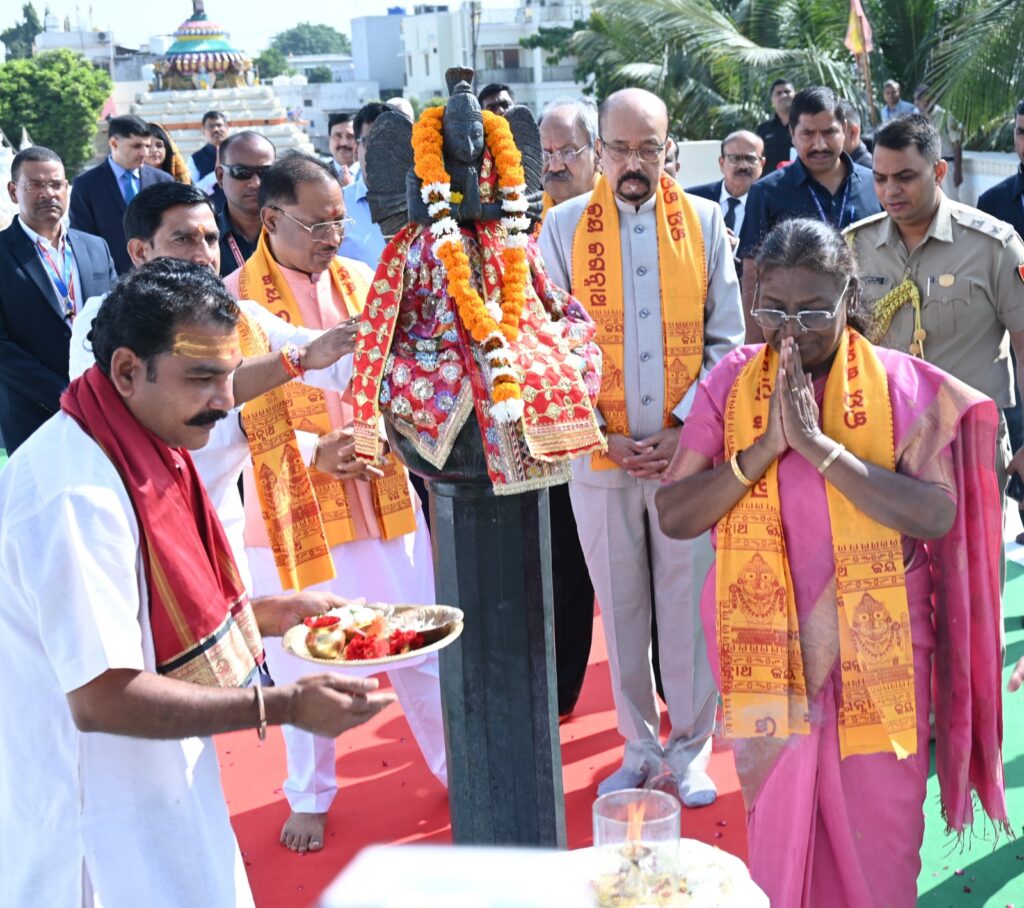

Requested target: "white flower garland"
[{"left": 424, "top": 175, "right": 533, "bottom": 424}]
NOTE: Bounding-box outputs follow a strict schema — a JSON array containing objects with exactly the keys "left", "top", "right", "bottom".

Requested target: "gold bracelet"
[
  {"left": 730, "top": 450, "right": 755, "bottom": 487},
  {"left": 817, "top": 443, "right": 846, "bottom": 475},
  {"left": 254, "top": 684, "right": 267, "bottom": 741}
]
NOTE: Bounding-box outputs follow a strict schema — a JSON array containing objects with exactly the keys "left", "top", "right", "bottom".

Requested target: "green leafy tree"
[
  {"left": 270, "top": 23, "right": 351, "bottom": 56},
  {"left": 0, "top": 49, "right": 111, "bottom": 174},
  {"left": 255, "top": 47, "right": 293, "bottom": 80},
  {"left": 0, "top": 3, "right": 42, "bottom": 61},
  {"left": 924, "top": 0, "right": 1024, "bottom": 140},
  {"left": 306, "top": 64, "right": 333, "bottom": 84},
  {"left": 530, "top": 0, "right": 857, "bottom": 140}
]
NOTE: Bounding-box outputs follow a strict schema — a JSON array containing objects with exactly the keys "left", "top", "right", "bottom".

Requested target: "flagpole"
[{"left": 859, "top": 51, "right": 878, "bottom": 126}]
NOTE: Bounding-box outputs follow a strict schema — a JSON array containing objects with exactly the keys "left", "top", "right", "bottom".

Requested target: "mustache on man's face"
[
  {"left": 544, "top": 170, "right": 570, "bottom": 183},
  {"left": 616, "top": 171, "right": 651, "bottom": 192},
  {"left": 186, "top": 409, "right": 230, "bottom": 427}
]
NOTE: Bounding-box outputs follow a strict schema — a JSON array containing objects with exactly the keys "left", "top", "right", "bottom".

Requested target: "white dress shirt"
[
  {"left": 718, "top": 182, "right": 748, "bottom": 239},
  {"left": 18, "top": 216, "right": 84, "bottom": 317}
]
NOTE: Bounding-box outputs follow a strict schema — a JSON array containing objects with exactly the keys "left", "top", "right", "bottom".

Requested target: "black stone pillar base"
[{"left": 428, "top": 479, "right": 566, "bottom": 848}]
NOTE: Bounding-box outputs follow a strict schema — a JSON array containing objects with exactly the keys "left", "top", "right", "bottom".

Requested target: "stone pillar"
[{"left": 428, "top": 478, "right": 566, "bottom": 847}]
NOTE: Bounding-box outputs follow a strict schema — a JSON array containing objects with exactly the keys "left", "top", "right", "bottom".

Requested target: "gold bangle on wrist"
[
  {"left": 254, "top": 684, "right": 267, "bottom": 741},
  {"left": 817, "top": 443, "right": 846, "bottom": 475},
  {"left": 730, "top": 450, "right": 755, "bottom": 487}
]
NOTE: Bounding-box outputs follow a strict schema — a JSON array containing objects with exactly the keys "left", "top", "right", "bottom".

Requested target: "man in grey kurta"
[{"left": 538, "top": 88, "right": 744, "bottom": 806}]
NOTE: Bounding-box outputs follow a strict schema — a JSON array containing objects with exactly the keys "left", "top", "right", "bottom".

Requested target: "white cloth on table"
[{"left": 0, "top": 412, "right": 253, "bottom": 908}]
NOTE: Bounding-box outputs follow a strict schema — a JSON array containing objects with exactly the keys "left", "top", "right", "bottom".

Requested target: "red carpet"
[{"left": 217, "top": 611, "right": 748, "bottom": 907}]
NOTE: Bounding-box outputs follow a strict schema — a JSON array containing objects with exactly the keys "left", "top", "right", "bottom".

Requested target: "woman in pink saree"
[{"left": 656, "top": 219, "right": 1007, "bottom": 907}]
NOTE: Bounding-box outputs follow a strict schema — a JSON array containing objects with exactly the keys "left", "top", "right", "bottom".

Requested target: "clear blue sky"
[{"left": 4, "top": 1, "right": 505, "bottom": 58}]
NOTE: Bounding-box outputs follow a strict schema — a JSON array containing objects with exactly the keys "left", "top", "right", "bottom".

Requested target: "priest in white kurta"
[{"left": 0, "top": 411, "right": 255, "bottom": 908}]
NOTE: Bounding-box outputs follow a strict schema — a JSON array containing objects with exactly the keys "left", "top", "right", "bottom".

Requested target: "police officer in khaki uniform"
[{"left": 846, "top": 115, "right": 1024, "bottom": 487}]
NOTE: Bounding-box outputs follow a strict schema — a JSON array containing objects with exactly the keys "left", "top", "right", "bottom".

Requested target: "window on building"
[
  {"left": 303, "top": 99, "right": 313, "bottom": 107},
  {"left": 424, "top": 52, "right": 430, "bottom": 77},
  {"left": 483, "top": 48, "right": 520, "bottom": 70}
]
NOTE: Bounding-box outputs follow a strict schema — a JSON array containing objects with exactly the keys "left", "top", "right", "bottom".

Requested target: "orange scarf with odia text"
[
  {"left": 717, "top": 329, "right": 916, "bottom": 758},
  {"left": 238, "top": 230, "right": 417, "bottom": 592},
  {"left": 571, "top": 174, "right": 706, "bottom": 468}
]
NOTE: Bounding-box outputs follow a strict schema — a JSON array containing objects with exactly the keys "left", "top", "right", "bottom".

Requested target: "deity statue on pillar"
[{"left": 352, "top": 67, "right": 605, "bottom": 493}]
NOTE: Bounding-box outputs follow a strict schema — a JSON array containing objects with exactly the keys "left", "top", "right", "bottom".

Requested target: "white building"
[
  {"left": 400, "top": 0, "right": 589, "bottom": 112},
  {"left": 285, "top": 53, "right": 356, "bottom": 84},
  {"left": 351, "top": 13, "right": 406, "bottom": 97}
]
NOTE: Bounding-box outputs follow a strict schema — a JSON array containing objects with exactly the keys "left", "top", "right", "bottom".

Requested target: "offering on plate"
[
  {"left": 288, "top": 602, "right": 463, "bottom": 665},
  {"left": 304, "top": 615, "right": 347, "bottom": 659}
]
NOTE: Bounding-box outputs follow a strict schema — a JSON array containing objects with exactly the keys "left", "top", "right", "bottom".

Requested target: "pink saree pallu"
[{"left": 676, "top": 341, "right": 1008, "bottom": 908}]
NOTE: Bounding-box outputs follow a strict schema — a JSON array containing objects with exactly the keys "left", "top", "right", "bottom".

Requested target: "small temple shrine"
[
  {"left": 129, "top": 1, "right": 313, "bottom": 158},
  {"left": 153, "top": 1, "right": 252, "bottom": 91}
]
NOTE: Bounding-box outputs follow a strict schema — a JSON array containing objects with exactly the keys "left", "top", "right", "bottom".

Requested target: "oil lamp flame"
[{"left": 626, "top": 800, "right": 647, "bottom": 843}]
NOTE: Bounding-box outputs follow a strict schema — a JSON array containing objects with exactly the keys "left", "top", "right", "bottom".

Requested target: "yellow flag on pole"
[{"left": 844, "top": 0, "right": 874, "bottom": 55}]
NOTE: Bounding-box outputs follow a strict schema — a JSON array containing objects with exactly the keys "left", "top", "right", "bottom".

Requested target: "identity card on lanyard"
[
  {"left": 808, "top": 181, "right": 852, "bottom": 230},
  {"left": 36, "top": 239, "right": 76, "bottom": 321}
]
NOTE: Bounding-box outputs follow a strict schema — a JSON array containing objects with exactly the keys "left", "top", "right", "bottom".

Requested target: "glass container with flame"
[{"left": 592, "top": 789, "right": 681, "bottom": 906}]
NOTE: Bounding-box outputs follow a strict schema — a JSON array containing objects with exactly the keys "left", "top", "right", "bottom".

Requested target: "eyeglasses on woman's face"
[{"left": 751, "top": 278, "right": 850, "bottom": 333}]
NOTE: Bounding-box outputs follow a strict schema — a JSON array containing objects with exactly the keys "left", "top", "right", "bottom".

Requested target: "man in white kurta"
[
  {"left": 0, "top": 259, "right": 393, "bottom": 907},
  {"left": 0, "top": 411, "right": 253, "bottom": 907},
  {"left": 223, "top": 152, "right": 443, "bottom": 853},
  {"left": 538, "top": 89, "right": 744, "bottom": 806}
]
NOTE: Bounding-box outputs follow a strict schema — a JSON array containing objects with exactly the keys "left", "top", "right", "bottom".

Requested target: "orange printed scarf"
[
  {"left": 61, "top": 368, "right": 264, "bottom": 687},
  {"left": 717, "top": 329, "right": 916, "bottom": 758},
  {"left": 238, "top": 231, "right": 417, "bottom": 592},
  {"left": 571, "top": 174, "right": 706, "bottom": 469}
]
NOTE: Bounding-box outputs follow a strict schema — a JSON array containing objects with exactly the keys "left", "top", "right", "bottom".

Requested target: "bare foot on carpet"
[{"left": 280, "top": 811, "right": 327, "bottom": 853}]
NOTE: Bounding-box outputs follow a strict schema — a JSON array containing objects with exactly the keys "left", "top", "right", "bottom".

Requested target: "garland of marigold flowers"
[{"left": 410, "top": 106, "right": 531, "bottom": 423}]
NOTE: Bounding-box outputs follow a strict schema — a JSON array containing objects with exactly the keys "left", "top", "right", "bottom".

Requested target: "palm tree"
[
  {"left": 529, "top": 0, "right": 1020, "bottom": 146},
  {"left": 925, "top": 0, "right": 1024, "bottom": 138}
]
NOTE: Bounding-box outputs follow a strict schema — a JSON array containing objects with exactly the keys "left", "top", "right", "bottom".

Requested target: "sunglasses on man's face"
[{"left": 223, "top": 164, "right": 271, "bottom": 181}]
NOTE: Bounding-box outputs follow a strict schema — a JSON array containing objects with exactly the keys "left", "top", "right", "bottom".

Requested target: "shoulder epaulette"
[
  {"left": 951, "top": 204, "right": 1015, "bottom": 246},
  {"left": 842, "top": 209, "right": 888, "bottom": 237}
]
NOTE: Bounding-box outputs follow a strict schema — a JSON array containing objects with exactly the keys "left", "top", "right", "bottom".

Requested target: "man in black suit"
[
  {"left": 1, "top": 147, "right": 117, "bottom": 452},
  {"left": 686, "top": 130, "right": 765, "bottom": 252},
  {"left": 70, "top": 115, "right": 172, "bottom": 274},
  {"left": 978, "top": 100, "right": 1024, "bottom": 461},
  {"left": 977, "top": 99, "right": 1024, "bottom": 238}
]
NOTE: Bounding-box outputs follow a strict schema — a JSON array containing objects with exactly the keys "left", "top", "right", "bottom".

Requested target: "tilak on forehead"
[{"left": 171, "top": 330, "right": 241, "bottom": 360}]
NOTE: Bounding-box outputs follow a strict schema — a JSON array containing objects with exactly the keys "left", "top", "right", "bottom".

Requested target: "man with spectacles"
[
  {"left": 538, "top": 97, "right": 600, "bottom": 218},
  {"left": 531, "top": 96, "right": 604, "bottom": 721},
  {"left": 338, "top": 102, "right": 393, "bottom": 268},
  {"left": 539, "top": 87, "right": 744, "bottom": 807},
  {"left": 223, "top": 153, "right": 446, "bottom": 855},
  {"left": 0, "top": 146, "right": 117, "bottom": 453},
  {"left": 687, "top": 130, "right": 766, "bottom": 251},
  {"left": 214, "top": 131, "right": 277, "bottom": 276},
  {"left": 738, "top": 86, "right": 881, "bottom": 339}
]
